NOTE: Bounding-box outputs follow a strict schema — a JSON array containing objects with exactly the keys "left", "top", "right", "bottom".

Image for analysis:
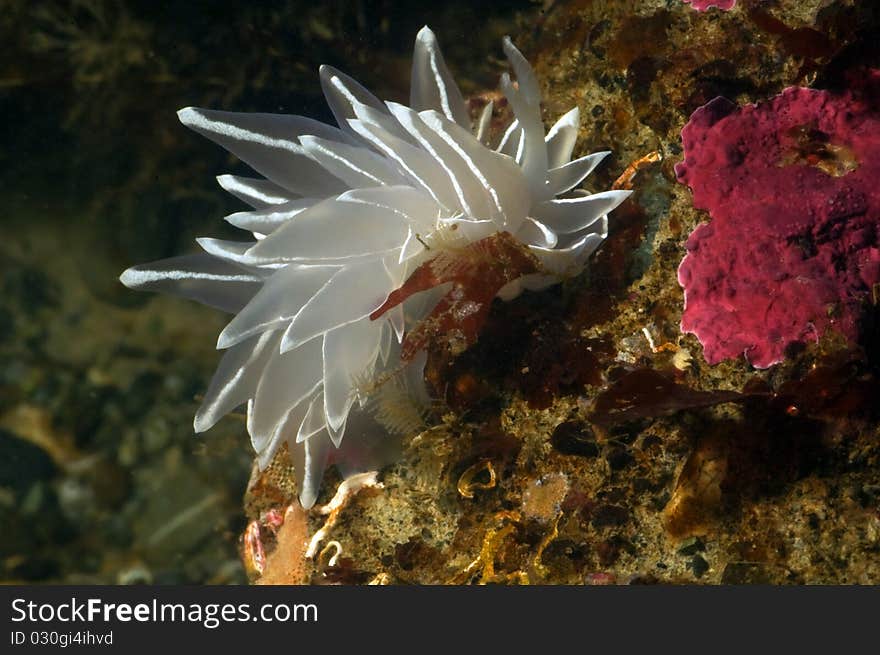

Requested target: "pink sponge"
[
  {"left": 682, "top": 0, "right": 736, "bottom": 11},
  {"left": 675, "top": 74, "right": 880, "bottom": 368}
]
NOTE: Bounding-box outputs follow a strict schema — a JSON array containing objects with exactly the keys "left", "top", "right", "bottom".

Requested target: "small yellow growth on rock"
[
  {"left": 522, "top": 473, "right": 569, "bottom": 524},
  {"left": 450, "top": 511, "right": 529, "bottom": 585}
]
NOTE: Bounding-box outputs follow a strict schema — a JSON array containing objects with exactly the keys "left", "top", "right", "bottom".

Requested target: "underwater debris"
[{"left": 676, "top": 73, "right": 880, "bottom": 368}]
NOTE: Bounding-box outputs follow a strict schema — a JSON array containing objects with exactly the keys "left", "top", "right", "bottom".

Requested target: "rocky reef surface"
[{"left": 242, "top": 0, "right": 880, "bottom": 585}]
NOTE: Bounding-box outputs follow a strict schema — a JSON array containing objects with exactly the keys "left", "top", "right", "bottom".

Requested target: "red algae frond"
[{"left": 371, "top": 232, "right": 541, "bottom": 361}]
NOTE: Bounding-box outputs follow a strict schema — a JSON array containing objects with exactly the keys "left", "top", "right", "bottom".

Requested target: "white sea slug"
[{"left": 120, "top": 27, "right": 630, "bottom": 508}]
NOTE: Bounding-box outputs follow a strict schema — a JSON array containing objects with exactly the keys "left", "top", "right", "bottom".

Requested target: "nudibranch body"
[{"left": 121, "top": 27, "right": 629, "bottom": 508}]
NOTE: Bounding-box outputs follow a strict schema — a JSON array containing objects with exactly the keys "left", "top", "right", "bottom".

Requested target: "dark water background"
[{"left": 0, "top": 0, "right": 530, "bottom": 583}]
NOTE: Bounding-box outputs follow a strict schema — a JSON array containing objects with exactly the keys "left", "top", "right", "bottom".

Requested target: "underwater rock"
[
  {"left": 676, "top": 73, "right": 880, "bottom": 368},
  {"left": 588, "top": 368, "right": 745, "bottom": 427}
]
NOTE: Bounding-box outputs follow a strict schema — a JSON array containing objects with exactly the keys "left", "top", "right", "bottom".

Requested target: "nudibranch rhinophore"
[{"left": 120, "top": 27, "right": 629, "bottom": 508}]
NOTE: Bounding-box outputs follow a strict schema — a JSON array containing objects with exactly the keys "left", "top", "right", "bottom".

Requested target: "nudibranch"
[{"left": 120, "top": 27, "right": 629, "bottom": 507}]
